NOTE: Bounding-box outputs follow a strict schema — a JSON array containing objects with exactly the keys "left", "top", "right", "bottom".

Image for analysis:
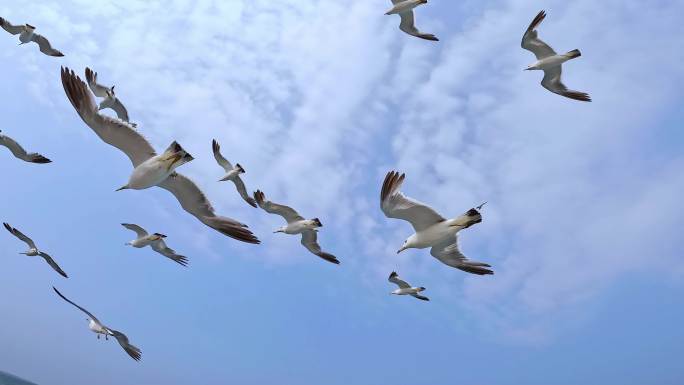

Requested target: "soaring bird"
[
  {"left": 385, "top": 0, "right": 438, "bottom": 41},
  {"left": 0, "top": 17, "right": 63, "bottom": 56},
  {"left": 0, "top": 130, "right": 51, "bottom": 163},
  {"left": 85, "top": 68, "right": 136, "bottom": 127},
  {"left": 388, "top": 272, "right": 429, "bottom": 301},
  {"left": 52, "top": 287, "right": 142, "bottom": 361},
  {"left": 521, "top": 10, "right": 591, "bottom": 102},
  {"left": 61, "top": 67, "right": 259, "bottom": 244},
  {"left": 3, "top": 223, "right": 67, "bottom": 278},
  {"left": 122, "top": 223, "right": 189, "bottom": 267},
  {"left": 254, "top": 190, "right": 339, "bottom": 265},
  {"left": 380, "top": 171, "right": 493, "bottom": 275},
  {"left": 212, "top": 139, "right": 257, "bottom": 208}
]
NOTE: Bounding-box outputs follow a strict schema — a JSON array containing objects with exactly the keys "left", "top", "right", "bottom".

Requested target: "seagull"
[
  {"left": 212, "top": 139, "right": 257, "bottom": 208},
  {"left": 388, "top": 272, "right": 429, "bottom": 301},
  {"left": 385, "top": 0, "right": 438, "bottom": 41},
  {"left": 0, "top": 17, "right": 63, "bottom": 56},
  {"left": 85, "top": 68, "right": 136, "bottom": 127},
  {"left": 254, "top": 190, "right": 340, "bottom": 265},
  {"left": 3, "top": 223, "right": 67, "bottom": 278},
  {"left": 521, "top": 10, "right": 591, "bottom": 102},
  {"left": 122, "top": 223, "right": 189, "bottom": 267},
  {"left": 61, "top": 67, "right": 259, "bottom": 244},
  {"left": 52, "top": 287, "right": 142, "bottom": 361},
  {"left": 0, "top": 130, "right": 51, "bottom": 163},
  {"left": 380, "top": 171, "right": 493, "bottom": 275}
]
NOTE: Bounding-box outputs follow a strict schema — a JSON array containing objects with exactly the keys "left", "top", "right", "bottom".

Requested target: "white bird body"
[
  {"left": 527, "top": 53, "right": 575, "bottom": 71},
  {"left": 119, "top": 142, "right": 193, "bottom": 190},
  {"left": 212, "top": 140, "right": 257, "bottom": 208},
  {"left": 392, "top": 287, "right": 425, "bottom": 295},
  {"left": 122, "top": 223, "right": 188, "bottom": 266},
  {"left": 401, "top": 218, "right": 474, "bottom": 251},
  {"left": 127, "top": 234, "right": 164, "bottom": 248},
  {"left": 385, "top": 0, "right": 426, "bottom": 15},
  {"left": 88, "top": 319, "right": 107, "bottom": 335},
  {"left": 388, "top": 272, "right": 429, "bottom": 301},
  {"left": 4, "top": 223, "right": 69, "bottom": 278},
  {"left": 276, "top": 219, "right": 321, "bottom": 235},
  {"left": 220, "top": 167, "right": 243, "bottom": 182},
  {"left": 385, "top": 0, "right": 437, "bottom": 41},
  {"left": 18, "top": 27, "right": 34, "bottom": 44},
  {"left": 21, "top": 247, "right": 40, "bottom": 256}
]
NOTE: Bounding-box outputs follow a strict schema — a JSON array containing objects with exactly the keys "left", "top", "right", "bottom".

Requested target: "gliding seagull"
[
  {"left": 380, "top": 171, "right": 493, "bottom": 275},
  {"left": 61, "top": 67, "right": 259, "bottom": 244},
  {"left": 122, "top": 223, "right": 189, "bottom": 267},
  {"left": 0, "top": 130, "right": 51, "bottom": 163},
  {"left": 52, "top": 287, "right": 142, "bottom": 361},
  {"left": 385, "top": 0, "right": 438, "bottom": 41},
  {"left": 388, "top": 272, "right": 429, "bottom": 301},
  {"left": 521, "top": 10, "right": 591, "bottom": 102},
  {"left": 212, "top": 139, "right": 257, "bottom": 208},
  {"left": 0, "top": 17, "right": 63, "bottom": 56},
  {"left": 85, "top": 68, "right": 136, "bottom": 127},
  {"left": 254, "top": 190, "right": 340, "bottom": 265},
  {"left": 3, "top": 223, "right": 67, "bottom": 278}
]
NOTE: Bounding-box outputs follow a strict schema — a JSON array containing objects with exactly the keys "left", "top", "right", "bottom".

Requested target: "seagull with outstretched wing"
[
  {"left": 52, "top": 287, "right": 142, "bottom": 361},
  {"left": 522, "top": 10, "right": 591, "bottom": 102},
  {"left": 380, "top": 171, "right": 493, "bottom": 275},
  {"left": 85, "top": 68, "right": 136, "bottom": 127},
  {"left": 122, "top": 223, "right": 189, "bottom": 267},
  {"left": 3, "top": 222, "right": 68, "bottom": 278},
  {"left": 0, "top": 17, "right": 63, "bottom": 56},
  {"left": 254, "top": 190, "right": 339, "bottom": 265},
  {"left": 0, "top": 130, "right": 51, "bottom": 163},
  {"left": 388, "top": 272, "right": 429, "bottom": 301},
  {"left": 385, "top": 0, "right": 438, "bottom": 41},
  {"left": 61, "top": 67, "right": 258, "bottom": 244},
  {"left": 212, "top": 139, "right": 257, "bottom": 208}
]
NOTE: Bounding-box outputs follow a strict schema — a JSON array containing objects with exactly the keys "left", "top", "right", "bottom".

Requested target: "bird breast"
[
  {"left": 127, "top": 156, "right": 179, "bottom": 190},
  {"left": 284, "top": 221, "right": 313, "bottom": 234},
  {"left": 412, "top": 221, "right": 459, "bottom": 248},
  {"left": 19, "top": 31, "right": 33, "bottom": 43},
  {"left": 536, "top": 55, "right": 570, "bottom": 70}
]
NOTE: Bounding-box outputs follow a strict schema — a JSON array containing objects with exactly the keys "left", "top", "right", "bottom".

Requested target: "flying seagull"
[
  {"left": 3, "top": 222, "right": 67, "bottom": 278},
  {"left": 61, "top": 67, "right": 259, "bottom": 244},
  {"left": 0, "top": 17, "right": 63, "bottom": 56},
  {"left": 0, "top": 130, "right": 51, "bottom": 163},
  {"left": 85, "top": 68, "right": 136, "bottom": 127},
  {"left": 254, "top": 190, "right": 340, "bottom": 264},
  {"left": 52, "top": 287, "right": 142, "bottom": 361},
  {"left": 122, "top": 223, "right": 189, "bottom": 267},
  {"left": 385, "top": 0, "right": 438, "bottom": 41},
  {"left": 380, "top": 171, "right": 493, "bottom": 275},
  {"left": 212, "top": 139, "right": 257, "bottom": 208},
  {"left": 521, "top": 10, "right": 591, "bottom": 102},
  {"left": 388, "top": 271, "right": 429, "bottom": 301}
]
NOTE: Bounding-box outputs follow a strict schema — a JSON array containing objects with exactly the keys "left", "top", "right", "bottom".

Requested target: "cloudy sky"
[{"left": 1, "top": 0, "right": 683, "bottom": 384}]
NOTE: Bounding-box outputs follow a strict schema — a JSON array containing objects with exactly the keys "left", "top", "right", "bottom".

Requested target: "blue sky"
[{"left": 1, "top": 1, "right": 683, "bottom": 384}]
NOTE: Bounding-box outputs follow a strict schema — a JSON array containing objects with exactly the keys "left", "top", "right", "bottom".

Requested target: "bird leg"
[{"left": 97, "top": 334, "right": 100, "bottom": 340}]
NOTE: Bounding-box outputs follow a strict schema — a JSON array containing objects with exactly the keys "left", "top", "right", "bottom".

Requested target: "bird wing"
[
  {"left": 0, "top": 17, "right": 24, "bottom": 34},
  {"left": 0, "top": 131, "right": 51, "bottom": 163},
  {"left": 410, "top": 293, "right": 430, "bottom": 301},
  {"left": 253, "top": 190, "right": 305, "bottom": 223},
  {"left": 521, "top": 10, "right": 556, "bottom": 60},
  {"left": 232, "top": 177, "right": 257, "bottom": 208},
  {"left": 30, "top": 33, "right": 63, "bottom": 57},
  {"left": 84, "top": 67, "right": 111, "bottom": 98},
  {"left": 398, "top": 11, "right": 438, "bottom": 41},
  {"left": 3, "top": 222, "right": 37, "bottom": 249},
  {"left": 151, "top": 239, "right": 189, "bottom": 266},
  {"left": 158, "top": 173, "right": 259, "bottom": 244},
  {"left": 107, "top": 328, "right": 142, "bottom": 361},
  {"left": 301, "top": 230, "right": 340, "bottom": 264},
  {"left": 110, "top": 97, "right": 131, "bottom": 122},
  {"left": 211, "top": 139, "right": 233, "bottom": 172},
  {"left": 388, "top": 271, "right": 411, "bottom": 289},
  {"left": 61, "top": 67, "right": 156, "bottom": 167},
  {"left": 52, "top": 287, "right": 102, "bottom": 325},
  {"left": 39, "top": 252, "right": 68, "bottom": 278},
  {"left": 380, "top": 171, "right": 446, "bottom": 232},
  {"left": 430, "top": 235, "right": 493, "bottom": 275},
  {"left": 541, "top": 66, "right": 592, "bottom": 102},
  {"left": 121, "top": 223, "right": 148, "bottom": 238},
  {"left": 390, "top": 0, "right": 403, "bottom": 4}
]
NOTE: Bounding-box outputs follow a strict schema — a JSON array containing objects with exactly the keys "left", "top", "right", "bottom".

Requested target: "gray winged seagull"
[
  {"left": 3, "top": 223, "right": 68, "bottom": 278},
  {"left": 254, "top": 190, "right": 340, "bottom": 265},
  {"left": 388, "top": 272, "right": 429, "bottom": 301},
  {"left": 522, "top": 10, "right": 591, "bottom": 102},
  {"left": 122, "top": 223, "right": 189, "bottom": 267},
  {"left": 85, "top": 68, "right": 136, "bottom": 127},
  {"left": 61, "top": 67, "right": 258, "bottom": 244},
  {"left": 0, "top": 17, "right": 63, "bottom": 56},
  {"left": 52, "top": 287, "right": 142, "bottom": 361},
  {"left": 380, "top": 171, "right": 493, "bottom": 275},
  {"left": 0, "top": 130, "right": 51, "bottom": 163},
  {"left": 385, "top": 0, "right": 438, "bottom": 41},
  {"left": 212, "top": 139, "right": 257, "bottom": 208}
]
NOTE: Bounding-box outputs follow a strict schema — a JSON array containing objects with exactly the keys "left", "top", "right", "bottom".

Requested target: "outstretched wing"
[
  {"left": 121, "top": 223, "right": 148, "bottom": 238},
  {"left": 151, "top": 239, "right": 189, "bottom": 267},
  {"left": 410, "top": 293, "right": 430, "bottom": 301},
  {"left": 211, "top": 139, "right": 233, "bottom": 172},
  {"left": 541, "top": 66, "right": 592, "bottom": 102},
  {"left": 52, "top": 287, "right": 102, "bottom": 325},
  {"left": 380, "top": 171, "right": 446, "bottom": 232},
  {"left": 521, "top": 10, "right": 556, "bottom": 60},
  {"left": 30, "top": 33, "right": 64, "bottom": 57},
  {"left": 232, "top": 177, "right": 257, "bottom": 208},
  {"left": 3, "top": 222, "right": 37, "bottom": 249},
  {"left": 0, "top": 17, "right": 24, "bottom": 34},
  {"left": 301, "top": 230, "right": 340, "bottom": 264},
  {"left": 107, "top": 328, "right": 142, "bottom": 361},
  {"left": 110, "top": 97, "right": 131, "bottom": 122},
  {"left": 0, "top": 132, "right": 51, "bottom": 163},
  {"left": 388, "top": 271, "right": 411, "bottom": 289},
  {"left": 39, "top": 252, "right": 68, "bottom": 278},
  {"left": 430, "top": 235, "right": 493, "bottom": 275},
  {"left": 254, "top": 190, "right": 305, "bottom": 224},
  {"left": 398, "top": 11, "right": 438, "bottom": 41},
  {"left": 84, "top": 67, "right": 111, "bottom": 97}
]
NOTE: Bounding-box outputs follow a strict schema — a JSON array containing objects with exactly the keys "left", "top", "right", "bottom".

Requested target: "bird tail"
[
  {"left": 203, "top": 216, "right": 260, "bottom": 244},
  {"left": 565, "top": 49, "right": 581, "bottom": 59},
  {"left": 457, "top": 261, "right": 494, "bottom": 275}
]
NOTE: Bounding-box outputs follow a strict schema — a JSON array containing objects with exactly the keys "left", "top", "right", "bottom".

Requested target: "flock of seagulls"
[{"left": 2, "top": 3, "right": 592, "bottom": 362}]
